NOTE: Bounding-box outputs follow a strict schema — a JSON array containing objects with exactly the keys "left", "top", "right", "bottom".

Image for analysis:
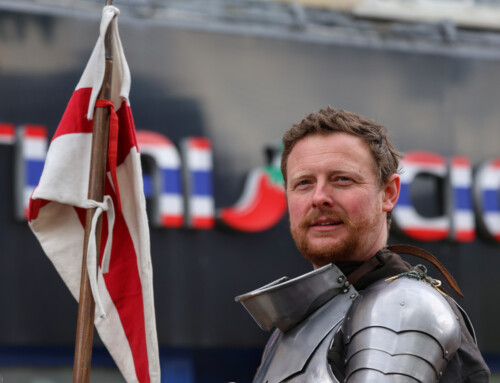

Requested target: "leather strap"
[
  {"left": 346, "top": 256, "right": 381, "bottom": 286},
  {"left": 388, "top": 244, "right": 464, "bottom": 298}
]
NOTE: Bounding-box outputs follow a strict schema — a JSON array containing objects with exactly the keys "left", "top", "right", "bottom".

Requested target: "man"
[{"left": 236, "top": 107, "right": 490, "bottom": 382}]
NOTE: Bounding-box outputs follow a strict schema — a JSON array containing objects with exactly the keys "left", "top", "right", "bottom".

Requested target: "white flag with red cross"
[{"left": 28, "top": 6, "right": 160, "bottom": 383}]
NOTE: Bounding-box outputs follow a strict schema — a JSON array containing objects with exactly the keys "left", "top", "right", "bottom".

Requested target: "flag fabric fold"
[{"left": 28, "top": 5, "right": 160, "bottom": 383}]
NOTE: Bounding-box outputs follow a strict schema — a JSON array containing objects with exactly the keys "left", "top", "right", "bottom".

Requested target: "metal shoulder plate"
[{"left": 343, "top": 277, "right": 461, "bottom": 382}]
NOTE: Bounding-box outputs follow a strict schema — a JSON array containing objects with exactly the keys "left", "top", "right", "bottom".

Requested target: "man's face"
[{"left": 286, "top": 132, "right": 399, "bottom": 268}]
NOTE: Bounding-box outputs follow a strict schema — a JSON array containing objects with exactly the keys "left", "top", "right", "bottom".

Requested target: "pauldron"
[
  {"left": 236, "top": 263, "right": 357, "bottom": 382},
  {"left": 343, "top": 276, "right": 461, "bottom": 382}
]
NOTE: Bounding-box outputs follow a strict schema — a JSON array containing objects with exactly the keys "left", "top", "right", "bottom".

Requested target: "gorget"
[{"left": 236, "top": 264, "right": 358, "bottom": 383}]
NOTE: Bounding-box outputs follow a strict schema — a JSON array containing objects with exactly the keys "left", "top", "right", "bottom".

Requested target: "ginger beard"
[{"left": 290, "top": 205, "right": 385, "bottom": 267}]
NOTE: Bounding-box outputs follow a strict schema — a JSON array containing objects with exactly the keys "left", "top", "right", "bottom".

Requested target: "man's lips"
[{"left": 309, "top": 218, "right": 343, "bottom": 229}]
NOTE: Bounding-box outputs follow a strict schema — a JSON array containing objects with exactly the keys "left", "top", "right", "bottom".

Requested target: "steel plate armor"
[
  {"left": 343, "top": 277, "right": 461, "bottom": 382},
  {"left": 237, "top": 265, "right": 461, "bottom": 383}
]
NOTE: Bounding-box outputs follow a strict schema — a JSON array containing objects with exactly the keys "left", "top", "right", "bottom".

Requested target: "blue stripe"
[
  {"left": 483, "top": 189, "right": 500, "bottom": 212},
  {"left": 397, "top": 183, "right": 412, "bottom": 206},
  {"left": 453, "top": 187, "right": 473, "bottom": 210},
  {"left": 162, "top": 169, "right": 182, "bottom": 194},
  {"left": 26, "top": 160, "right": 44, "bottom": 186},
  {"left": 143, "top": 174, "right": 153, "bottom": 197},
  {"left": 191, "top": 171, "right": 212, "bottom": 196}
]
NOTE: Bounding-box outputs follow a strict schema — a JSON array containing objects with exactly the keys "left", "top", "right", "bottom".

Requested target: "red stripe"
[
  {"left": 402, "top": 228, "right": 449, "bottom": 241},
  {"left": 161, "top": 215, "right": 184, "bottom": 227},
  {"left": 136, "top": 130, "right": 174, "bottom": 147},
  {"left": 115, "top": 102, "right": 138, "bottom": 167},
  {"left": 188, "top": 137, "right": 211, "bottom": 149},
  {"left": 455, "top": 230, "right": 476, "bottom": 242},
  {"left": 191, "top": 217, "right": 215, "bottom": 229},
  {"left": 24, "top": 125, "right": 47, "bottom": 138},
  {"left": 451, "top": 156, "right": 471, "bottom": 167},
  {"left": 0, "top": 123, "right": 15, "bottom": 136},
  {"left": 490, "top": 158, "right": 500, "bottom": 169},
  {"left": 403, "top": 151, "right": 446, "bottom": 166},
  {"left": 104, "top": 104, "right": 150, "bottom": 382},
  {"left": 102, "top": 176, "right": 150, "bottom": 383}
]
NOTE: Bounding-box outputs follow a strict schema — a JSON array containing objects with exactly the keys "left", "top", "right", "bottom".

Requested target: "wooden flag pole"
[{"left": 73, "top": 1, "right": 114, "bottom": 382}]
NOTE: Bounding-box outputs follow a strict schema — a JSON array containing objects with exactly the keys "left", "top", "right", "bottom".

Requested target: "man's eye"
[
  {"left": 294, "top": 180, "right": 311, "bottom": 189},
  {"left": 335, "top": 176, "right": 352, "bottom": 184}
]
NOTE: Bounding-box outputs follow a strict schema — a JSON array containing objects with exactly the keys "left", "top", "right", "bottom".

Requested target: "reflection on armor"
[
  {"left": 236, "top": 264, "right": 358, "bottom": 382},
  {"left": 343, "top": 277, "right": 461, "bottom": 382}
]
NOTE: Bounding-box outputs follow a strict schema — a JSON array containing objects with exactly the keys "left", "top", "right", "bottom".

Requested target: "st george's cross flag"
[{"left": 28, "top": 6, "right": 160, "bottom": 383}]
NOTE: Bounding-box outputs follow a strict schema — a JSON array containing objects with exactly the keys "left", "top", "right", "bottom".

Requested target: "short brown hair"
[
  {"left": 281, "top": 107, "right": 402, "bottom": 228},
  {"left": 281, "top": 107, "right": 402, "bottom": 187}
]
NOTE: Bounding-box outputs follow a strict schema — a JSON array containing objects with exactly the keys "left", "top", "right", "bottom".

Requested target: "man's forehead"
[
  {"left": 289, "top": 132, "right": 370, "bottom": 158},
  {"left": 286, "top": 132, "right": 377, "bottom": 178}
]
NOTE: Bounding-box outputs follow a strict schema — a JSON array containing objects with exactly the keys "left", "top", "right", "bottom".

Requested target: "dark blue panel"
[
  {"left": 0, "top": 346, "right": 263, "bottom": 383},
  {"left": 162, "top": 357, "right": 194, "bottom": 383}
]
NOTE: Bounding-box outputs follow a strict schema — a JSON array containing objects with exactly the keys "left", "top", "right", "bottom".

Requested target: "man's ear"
[{"left": 382, "top": 173, "right": 400, "bottom": 212}]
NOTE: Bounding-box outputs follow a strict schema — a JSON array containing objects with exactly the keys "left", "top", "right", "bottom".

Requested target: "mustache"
[{"left": 299, "top": 211, "right": 352, "bottom": 228}]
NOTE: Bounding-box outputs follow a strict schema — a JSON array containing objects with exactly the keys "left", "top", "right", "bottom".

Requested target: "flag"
[{"left": 28, "top": 6, "right": 160, "bottom": 383}]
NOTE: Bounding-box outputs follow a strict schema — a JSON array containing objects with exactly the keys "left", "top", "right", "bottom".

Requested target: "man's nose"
[{"left": 312, "top": 183, "right": 334, "bottom": 208}]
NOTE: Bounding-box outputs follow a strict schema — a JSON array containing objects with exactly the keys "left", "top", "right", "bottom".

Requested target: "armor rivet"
[
  {"left": 343, "top": 288, "right": 348, "bottom": 293},
  {"left": 350, "top": 293, "right": 356, "bottom": 299},
  {"left": 439, "top": 371, "right": 443, "bottom": 377},
  {"left": 400, "top": 302, "right": 405, "bottom": 306},
  {"left": 346, "top": 336, "right": 350, "bottom": 341},
  {"left": 445, "top": 350, "right": 448, "bottom": 356},
  {"left": 338, "top": 276, "right": 344, "bottom": 283}
]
